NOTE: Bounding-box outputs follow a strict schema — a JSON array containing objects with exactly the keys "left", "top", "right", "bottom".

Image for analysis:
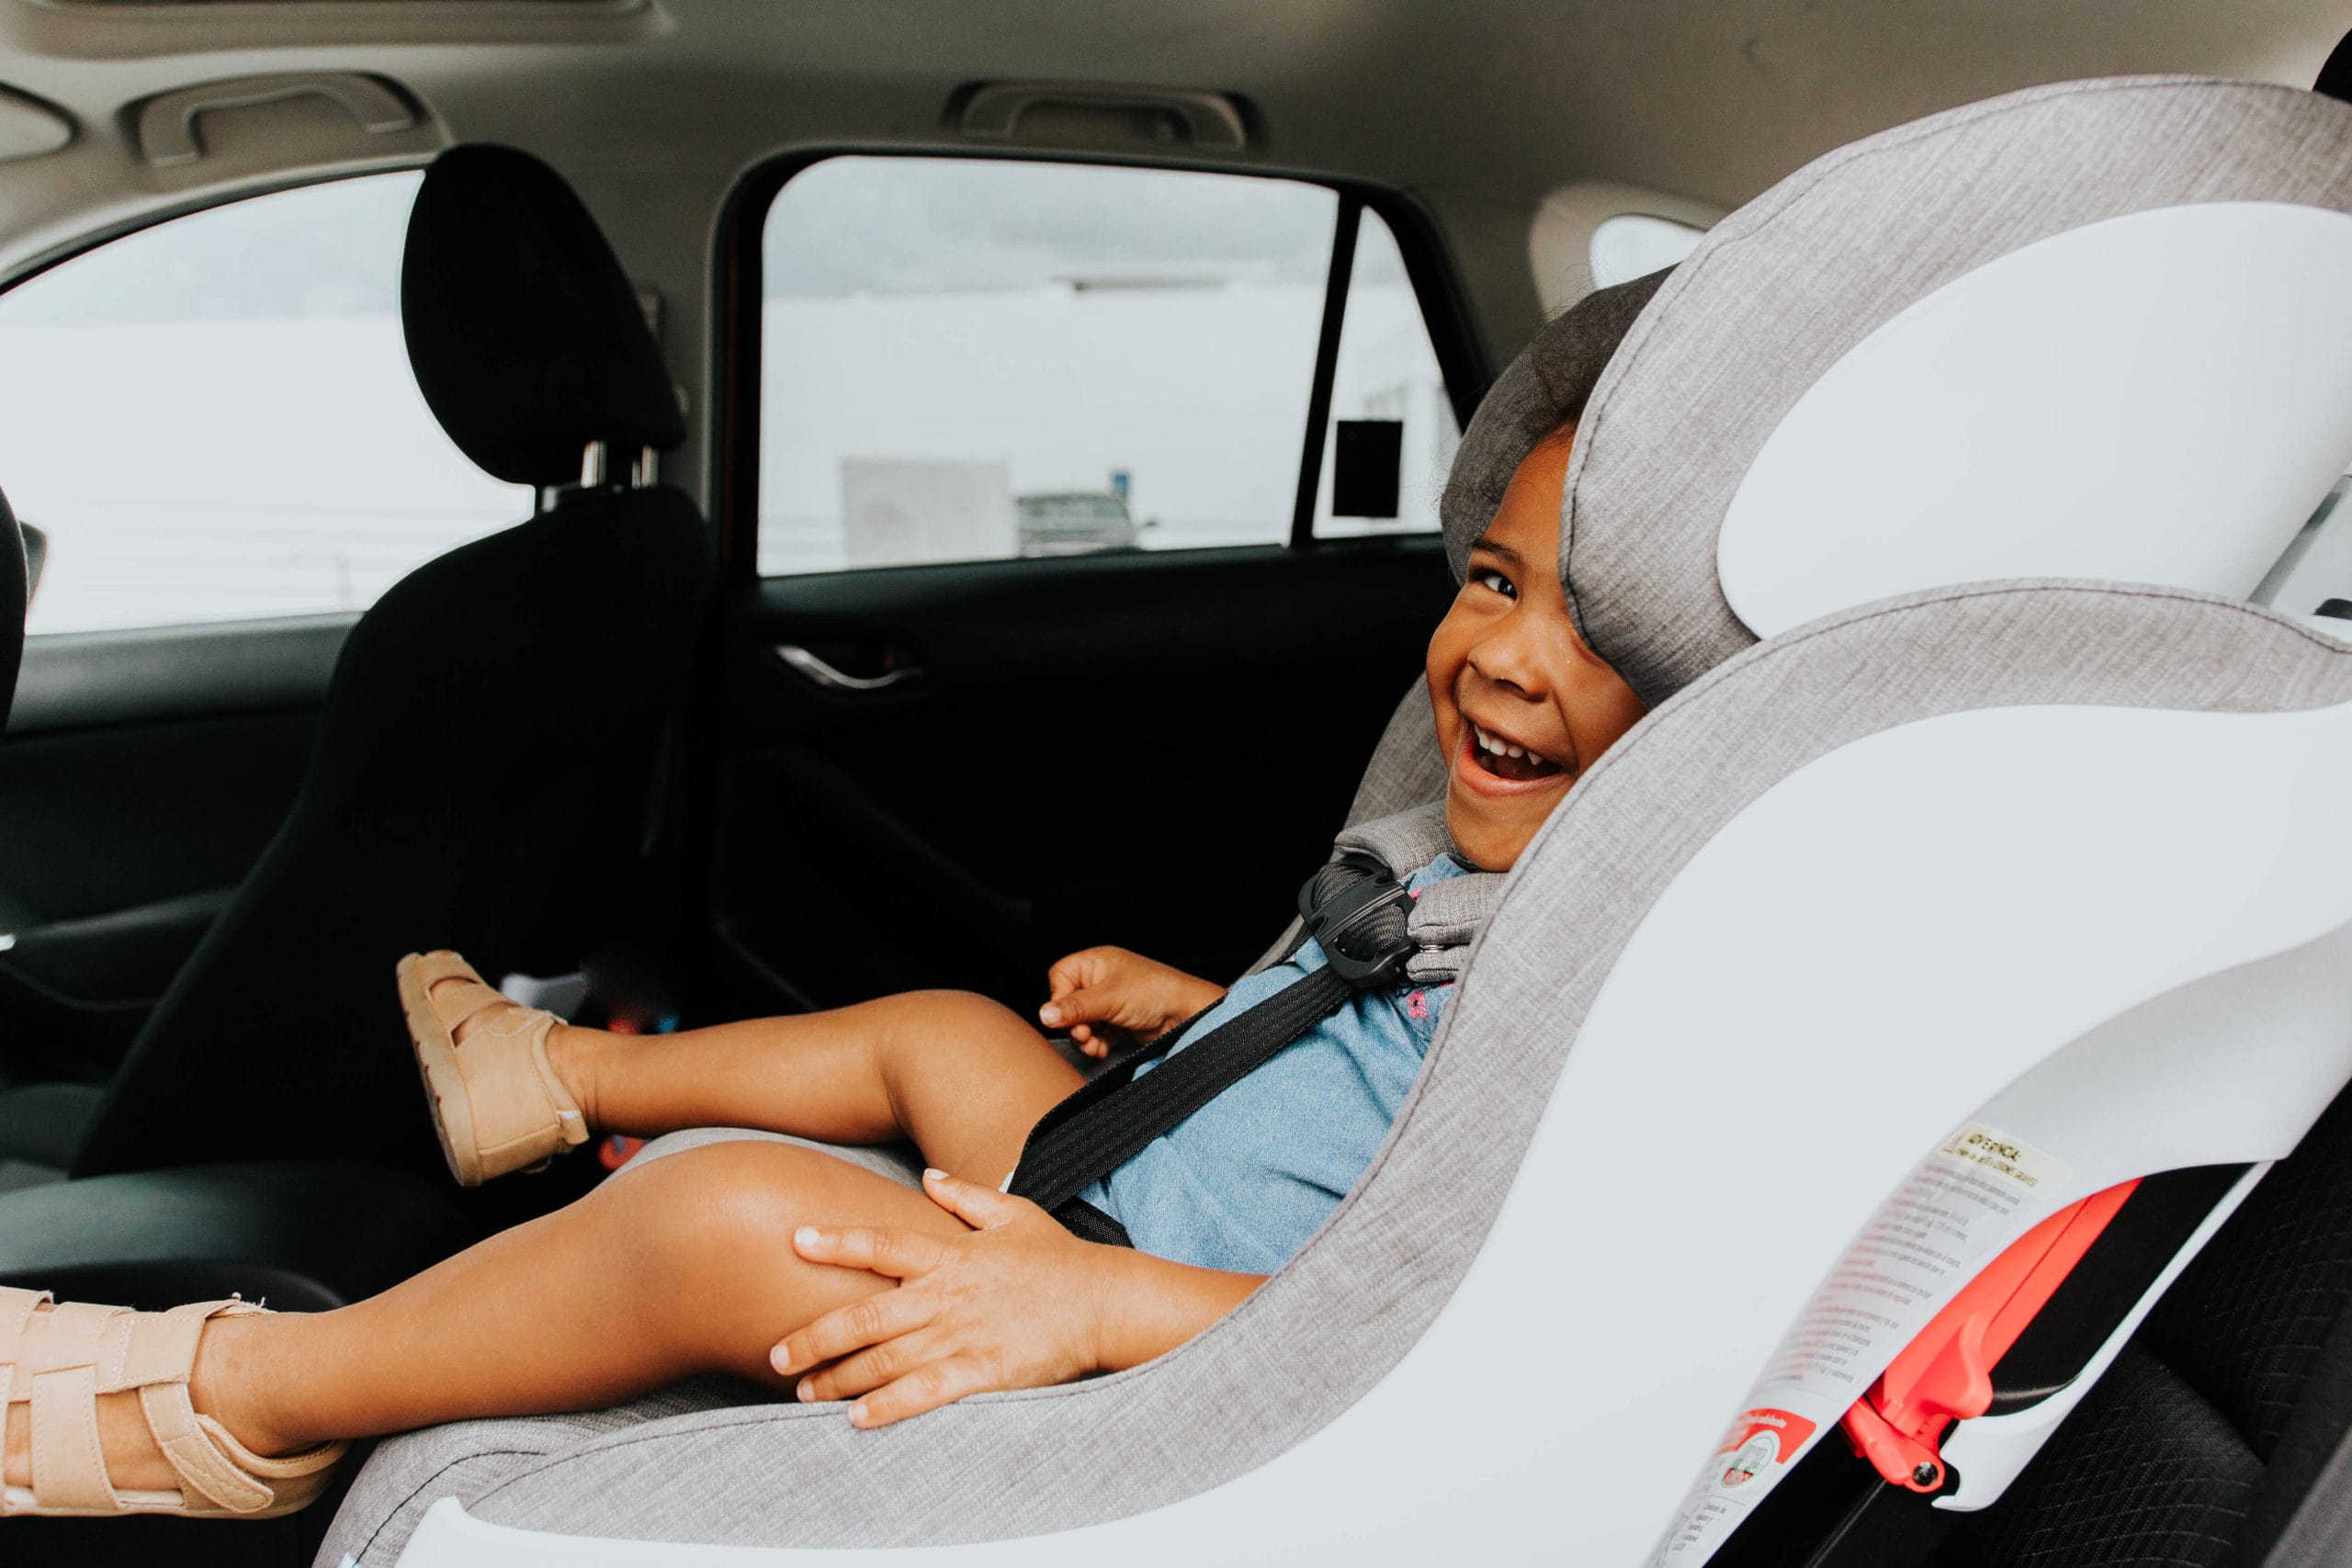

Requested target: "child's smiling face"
[{"left": 1426, "top": 428, "right": 1647, "bottom": 872}]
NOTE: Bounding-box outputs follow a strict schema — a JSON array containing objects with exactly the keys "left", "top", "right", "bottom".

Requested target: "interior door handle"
[{"left": 773, "top": 643, "right": 922, "bottom": 693}]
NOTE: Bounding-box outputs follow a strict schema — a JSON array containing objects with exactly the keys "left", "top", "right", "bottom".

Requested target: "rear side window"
[
  {"left": 0, "top": 173, "right": 527, "bottom": 636},
  {"left": 755, "top": 156, "right": 1454, "bottom": 575},
  {"left": 1589, "top": 213, "right": 1705, "bottom": 289}
]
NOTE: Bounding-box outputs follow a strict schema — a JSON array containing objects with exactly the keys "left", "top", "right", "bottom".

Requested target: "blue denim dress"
[{"left": 1078, "top": 854, "right": 1468, "bottom": 1274}]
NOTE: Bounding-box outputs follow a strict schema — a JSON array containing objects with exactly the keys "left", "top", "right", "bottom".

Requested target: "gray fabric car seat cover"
[
  {"left": 1438, "top": 268, "right": 1670, "bottom": 581},
  {"left": 1551, "top": 74, "right": 2352, "bottom": 709},
  {"left": 320, "top": 586, "right": 2352, "bottom": 1563}
]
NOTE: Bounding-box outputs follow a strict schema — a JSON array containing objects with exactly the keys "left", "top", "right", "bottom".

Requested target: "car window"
[
  {"left": 756, "top": 156, "right": 1454, "bottom": 575},
  {"left": 1589, "top": 212, "right": 1705, "bottom": 289},
  {"left": 1311, "top": 210, "right": 1454, "bottom": 540},
  {"left": 0, "top": 173, "right": 528, "bottom": 636}
]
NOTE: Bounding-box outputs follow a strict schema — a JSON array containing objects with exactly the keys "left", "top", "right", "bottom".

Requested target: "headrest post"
[
  {"left": 580, "top": 440, "right": 608, "bottom": 490},
  {"left": 630, "top": 446, "right": 658, "bottom": 489}
]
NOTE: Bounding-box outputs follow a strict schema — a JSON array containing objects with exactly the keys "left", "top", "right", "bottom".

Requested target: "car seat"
[
  {"left": 321, "top": 77, "right": 2352, "bottom": 1568},
  {"left": 0, "top": 144, "right": 713, "bottom": 1190}
]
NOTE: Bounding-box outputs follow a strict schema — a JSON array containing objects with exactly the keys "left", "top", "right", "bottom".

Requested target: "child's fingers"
[
  {"left": 1038, "top": 987, "right": 1085, "bottom": 1029},
  {"left": 793, "top": 1222, "right": 944, "bottom": 1280},
  {"left": 847, "top": 1355, "right": 995, "bottom": 1427},
  {"left": 922, "top": 1166, "right": 1034, "bottom": 1230},
  {"left": 772, "top": 1290, "right": 935, "bottom": 1377},
  {"left": 1044, "top": 948, "right": 1112, "bottom": 998},
  {"left": 1039, "top": 986, "right": 1110, "bottom": 1032},
  {"left": 1080, "top": 1033, "right": 1109, "bottom": 1059},
  {"left": 796, "top": 1325, "right": 951, "bottom": 1404}
]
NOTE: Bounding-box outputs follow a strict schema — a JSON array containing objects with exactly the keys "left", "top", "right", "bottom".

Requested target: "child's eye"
[{"left": 1471, "top": 567, "right": 1518, "bottom": 600}]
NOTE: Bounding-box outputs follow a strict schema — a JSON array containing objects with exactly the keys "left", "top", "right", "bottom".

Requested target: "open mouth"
[{"left": 1467, "top": 722, "right": 1568, "bottom": 783}]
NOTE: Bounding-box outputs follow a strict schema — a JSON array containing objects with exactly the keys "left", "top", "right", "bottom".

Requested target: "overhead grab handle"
[
  {"left": 958, "top": 82, "right": 1247, "bottom": 152},
  {"left": 138, "top": 73, "right": 416, "bottom": 168}
]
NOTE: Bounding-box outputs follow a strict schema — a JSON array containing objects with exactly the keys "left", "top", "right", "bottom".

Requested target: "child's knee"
[
  {"left": 612, "top": 1141, "right": 842, "bottom": 1269},
  {"left": 879, "top": 989, "right": 1035, "bottom": 1055}
]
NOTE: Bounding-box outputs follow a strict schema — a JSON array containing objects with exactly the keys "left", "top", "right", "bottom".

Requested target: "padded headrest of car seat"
[
  {"left": 1498, "top": 76, "right": 2352, "bottom": 711},
  {"left": 1439, "top": 270, "right": 1668, "bottom": 583},
  {"left": 1, "top": 486, "right": 23, "bottom": 732},
  {"left": 402, "top": 143, "right": 684, "bottom": 488}
]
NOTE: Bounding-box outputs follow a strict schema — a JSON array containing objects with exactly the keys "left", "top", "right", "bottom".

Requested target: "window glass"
[
  {"left": 0, "top": 173, "right": 528, "bottom": 636},
  {"left": 1313, "top": 210, "right": 1454, "bottom": 539},
  {"left": 758, "top": 157, "right": 1338, "bottom": 574},
  {"left": 1589, "top": 213, "right": 1705, "bottom": 290}
]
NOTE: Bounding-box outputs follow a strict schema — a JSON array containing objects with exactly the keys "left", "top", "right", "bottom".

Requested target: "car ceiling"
[{"left": 0, "top": 0, "right": 2344, "bottom": 502}]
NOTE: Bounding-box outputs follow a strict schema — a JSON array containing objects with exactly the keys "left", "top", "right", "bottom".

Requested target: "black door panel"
[
  {"left": 708, "top": 538, "right": 1453, "bottom": 1014},
  {"left": 7, "top": 615, "right": 349, "bottom": 736},
  {"left": 0, "top": 617, "right": 347, "bottom": 1082}
]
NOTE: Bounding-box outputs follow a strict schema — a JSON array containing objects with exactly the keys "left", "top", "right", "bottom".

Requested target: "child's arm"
[
  {"left": 774, "top": 1168, "right": 1263, "bottom": 1426},
  {"left": 1040, "top": 945, "right": 1228, "bottom": 1057}
]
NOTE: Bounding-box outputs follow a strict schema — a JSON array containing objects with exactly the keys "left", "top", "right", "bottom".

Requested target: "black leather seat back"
[{"left": 69, "top": 145, "right": 712, "bottom": 1183}]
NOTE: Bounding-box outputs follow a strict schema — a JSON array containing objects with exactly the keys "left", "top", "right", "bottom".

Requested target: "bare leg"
[
  {"left": 529, "top": 989, "right": 1082, "bottom": 1186},
  {"left": 5, "top": 1141, "right": 971, "bottom": 1488}
]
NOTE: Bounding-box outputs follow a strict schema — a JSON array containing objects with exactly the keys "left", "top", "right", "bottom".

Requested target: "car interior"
[{"left": 3, "top": 5, "right": 2352, "bottom": 1566}]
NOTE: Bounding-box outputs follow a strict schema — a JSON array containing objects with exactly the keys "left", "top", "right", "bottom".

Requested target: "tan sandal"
[
  {"left": 0, "top": 1287, "right": 345, "bottom": 1518},
  {"left": 399, "top": 950, "right": 588, "bottom": 1187}
]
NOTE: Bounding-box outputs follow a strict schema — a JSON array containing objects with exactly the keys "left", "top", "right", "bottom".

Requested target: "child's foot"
[
  {"left": 0, "top": 1291, "right": 343, "bottom": 1517},
  {"left": 398, "top": 951, "right": 594, "bottom": 1187}
]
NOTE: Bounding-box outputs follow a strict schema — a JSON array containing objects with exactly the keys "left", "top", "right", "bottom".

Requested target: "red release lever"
[{"left": 1839, "top": 1179, "right": 2140, "bottom": 1492}]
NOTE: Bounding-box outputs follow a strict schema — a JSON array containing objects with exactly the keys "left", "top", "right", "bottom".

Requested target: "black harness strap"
[{"left": 1012, "top": 852, "right": 1419, "bottom": 1235}]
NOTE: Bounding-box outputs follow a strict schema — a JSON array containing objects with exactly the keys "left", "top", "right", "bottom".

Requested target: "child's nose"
[{"left": 1466, "top": 622, "right": 1546, "bottom": 698}]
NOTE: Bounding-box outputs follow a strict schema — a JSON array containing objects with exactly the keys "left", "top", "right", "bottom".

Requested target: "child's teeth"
[{"left": 1506, "top": 743, "right": 1525, "bottom": 758}]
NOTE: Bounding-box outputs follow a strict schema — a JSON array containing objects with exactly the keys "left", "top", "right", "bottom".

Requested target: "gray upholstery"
[
  {"left": 632, "top": 1126, "right": 924, "bottom": 1186},
  {"left": 1438, "top": 268, "right": 1669, "bottom": 581},
  {"left": 1342, "top": 680, "right": 1446, "bottom": 828},
  {"left": 317, "top": 585, "right": 2352, "bottom": 1563},
  {"left": 1246, "top": 679, "right": 1449, "bottom": 975},
  {"left": 1555, "top": 75, "right": 2352, "bottom": 709}
]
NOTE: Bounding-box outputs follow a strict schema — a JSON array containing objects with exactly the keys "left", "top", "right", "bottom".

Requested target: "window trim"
[{"left": 713, "top": 147, "right": 1489, "bottom": 583}]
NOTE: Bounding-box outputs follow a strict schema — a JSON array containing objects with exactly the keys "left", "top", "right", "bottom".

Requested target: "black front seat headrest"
[
  {"left": 401, "top": 143, "right": 684, "bottom": 488},
  {"left": 2320, "top": 27, "right": 2352, "bottom": 103}
]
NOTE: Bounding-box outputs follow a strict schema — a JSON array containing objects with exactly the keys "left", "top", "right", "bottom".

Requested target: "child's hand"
[
  {"left": 775, "top": 1169, "right": 1262, "bottom": 1427},
  {"left": 773, "top": 1170, "right": 1109, "bottom": 1425},
  {"left": 1038, "top": 946, "right": 1225, "bottom": 1057}
]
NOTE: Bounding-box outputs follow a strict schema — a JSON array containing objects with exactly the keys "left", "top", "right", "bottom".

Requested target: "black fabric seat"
[
  {"left": 0, "top": 143, "right": 712, "bottom": 1192},
  {"left": 1932, "top": 1081, "right": 2352, "bottom": 1568}
]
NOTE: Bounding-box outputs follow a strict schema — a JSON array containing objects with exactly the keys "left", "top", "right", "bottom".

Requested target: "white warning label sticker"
[{"left": 1646, "top": 1123, "right": 2072, "bottom": 1565}]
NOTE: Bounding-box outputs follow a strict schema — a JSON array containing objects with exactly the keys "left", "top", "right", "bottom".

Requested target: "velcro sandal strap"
[
  {"left": 0, "top": 1286, "right": 51, "bottom": 1336},
  {"left": 410, "top": 953, "right": 515, "bottom": 1033},
  {"left": 30, "top": 1362, "right": 118, "bottom": 1512},
  {"left": 140, "top": 1384, "right": 274, "bottom": 1513},
  {"left": 117, "top": 1300, "right": 235, "bottom": 1392},
  {"left": 6, "top": 1301, "right": 131, "bottom": 1398}
]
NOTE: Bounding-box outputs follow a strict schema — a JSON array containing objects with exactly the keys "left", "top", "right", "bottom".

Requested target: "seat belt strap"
[
  {"left": 1011, "top": 851, "right": 1419, "bottom": 1220},
  {"left": 1012, "top": 964, "right": 1355, "bottom": 1217}
]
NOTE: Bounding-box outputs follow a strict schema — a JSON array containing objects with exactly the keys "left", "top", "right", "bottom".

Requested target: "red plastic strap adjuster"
[{"left": 1838, "top": 1179, "right": 2140, "bottom": 1493}]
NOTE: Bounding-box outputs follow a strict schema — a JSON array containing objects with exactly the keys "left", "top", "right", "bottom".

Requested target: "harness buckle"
[{"left": 1299, "top": 852, "right": 1418, "bottom": 988}]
